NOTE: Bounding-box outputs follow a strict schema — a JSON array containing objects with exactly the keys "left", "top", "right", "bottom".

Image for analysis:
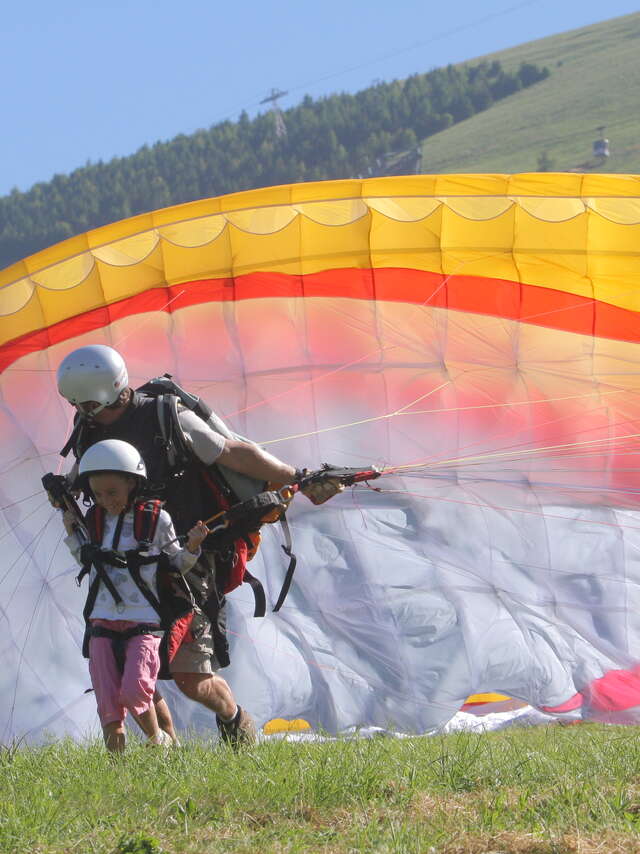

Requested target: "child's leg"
[
  {"left": 154, "top": 690, "right": 179, "bottom": 743},
  {"left": 130, "top": 691, "right": 178, "bottom": 743},
  {"left": 120, "top": 633, "right": 162, "bottom": 740},
  {"left": 89, "top": 637, "right": 127, "bottom": 752},
  {"left": 102, "top": 721, "right": 126, "bottom": 752},
  {"left": 136, "top": 705, "right": 161, "bottom": 742}
]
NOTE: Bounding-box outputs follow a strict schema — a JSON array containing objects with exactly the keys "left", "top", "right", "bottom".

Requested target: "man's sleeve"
[{"left": 177, "top": 409, "right": 226, "bottom": 465}]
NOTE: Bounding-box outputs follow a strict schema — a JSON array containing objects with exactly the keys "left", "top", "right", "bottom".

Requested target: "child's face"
[{"left": 89, "top": 472, "right": 136, "bottom": 516}]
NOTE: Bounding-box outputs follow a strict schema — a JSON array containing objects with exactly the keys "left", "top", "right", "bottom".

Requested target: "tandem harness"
[
  {"left": 59, "top": 381, "right": 275, "bottom": 617},
  {"left": 56, "top": 374, "right": 383, "bottom": 616},
  {"left": 76, "top": 499, "right": 194, "bottom": 678},
  {"left": 144, "top": 379, "right": 383, "bottom": 614}
]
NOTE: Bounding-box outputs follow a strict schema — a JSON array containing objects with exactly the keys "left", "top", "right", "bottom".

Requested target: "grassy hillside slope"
[{"left": 421, "top": 12, "right": 640, "bottom": 174}]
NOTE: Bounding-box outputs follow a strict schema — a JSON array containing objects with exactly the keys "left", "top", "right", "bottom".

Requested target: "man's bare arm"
[{"left": 216, "top": 438, "right": 296, "bottom": 484}]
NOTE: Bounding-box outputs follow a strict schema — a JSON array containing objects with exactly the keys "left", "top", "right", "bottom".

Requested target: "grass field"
[
  {"left": 420, "top": 12, "right": 640, "bottom": 175},
  {"left": 4, "top": 725, "right": 640, "bottom": 853}
]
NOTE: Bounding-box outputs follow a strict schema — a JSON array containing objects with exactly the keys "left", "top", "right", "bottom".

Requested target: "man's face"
[
  {"left": 76, "top": 397, "right": 126, "bottom": 425},
  {"left": 89, "top": 472, "right": 135, "bottom": 516}
]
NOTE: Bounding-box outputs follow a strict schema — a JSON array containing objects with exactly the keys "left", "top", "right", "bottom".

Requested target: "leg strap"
[{"left": 89, "top": 624, "right": 162, "bottom": 674}]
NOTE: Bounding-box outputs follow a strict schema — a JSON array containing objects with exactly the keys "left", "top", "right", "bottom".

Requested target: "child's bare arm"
[
  {"left": 186, "top": 521, "right": 209, "bottom": 554},
  {"left": 62, "top": 510, "right": 77, "bottom": 536}
]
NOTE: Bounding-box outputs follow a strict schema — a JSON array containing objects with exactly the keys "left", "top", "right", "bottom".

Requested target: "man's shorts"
[{"left": 170, "top": 608, "right": 219, "bottom": 675}]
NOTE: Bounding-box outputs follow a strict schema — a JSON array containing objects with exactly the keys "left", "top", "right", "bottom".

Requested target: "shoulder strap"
[
  {"left": 124, "top": 499, "right": 166, "bottom": 617},
  {"left": 133, "top": 499, "right": 164, "bottom": 549},
  {"left": 85, "top": 504, "right": 105, "bottom": 546},
  {"left": 155, "top": 394, "right": 193, "bottom": 471},
  {"left": 134, "top": 500, "right": 162, "bottom": 543},
  {"left": 60, "top": 419, "right": 84, "bottom": 459},
  {"left": 155, "top": 394, "right": 174, "bottom": 468},
  {"left": 125, "top": 552, "right": 163, "bottom": 616},
  {"left": 79, "top": 505, "right": 126, "bottom": 609},
  {"left": 272, "top": 514, "right": 297, "bottom": 613}
]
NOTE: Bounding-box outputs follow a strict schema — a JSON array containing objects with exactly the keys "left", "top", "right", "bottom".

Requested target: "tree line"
[{"left": 0, "top": 60, "right": 549, "bottom": 269}]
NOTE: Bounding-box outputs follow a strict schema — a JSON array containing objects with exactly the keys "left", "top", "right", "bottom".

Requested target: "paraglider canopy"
[{"left": 1, "top": 173, "right": 640, "bottom": 743}]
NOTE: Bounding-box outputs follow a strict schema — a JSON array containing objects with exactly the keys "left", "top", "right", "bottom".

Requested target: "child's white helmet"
[
  {"left": 57, "top": 345, "right": 128, "bottom": 415},
  {"left": 78, "top": 439, "right": 147, "bottom": 479}
]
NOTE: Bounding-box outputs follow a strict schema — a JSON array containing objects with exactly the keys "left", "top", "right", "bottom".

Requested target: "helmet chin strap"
[
  {"left": 76, "top": 388, "right": 131, "bottom": 420},
  {"left": 76, "top": 402, "right": 108, "bottom": 419}
]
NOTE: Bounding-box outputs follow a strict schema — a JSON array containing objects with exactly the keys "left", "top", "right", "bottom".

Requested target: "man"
[{"left": 55, "top": 344, "right": 341, "bottom": 746}]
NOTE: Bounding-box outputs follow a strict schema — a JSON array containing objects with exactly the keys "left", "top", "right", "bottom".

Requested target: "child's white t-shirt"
[{"left": 65, "top": 508, "right": 199, "bottom": 623}]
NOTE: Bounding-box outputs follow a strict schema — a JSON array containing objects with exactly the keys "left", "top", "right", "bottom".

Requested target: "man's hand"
[{"left": 301, "top": 477, "right": 345, "bottom": 505}]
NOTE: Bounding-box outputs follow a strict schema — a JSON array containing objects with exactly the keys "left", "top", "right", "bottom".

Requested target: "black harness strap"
[
  {"left": 272, "top": 514, "right": 297, "bottom": 613},
  {"left": 243, "top": 569, "right": 267, "bottom": 618},
  {"left": 60, "top": 420, "right": 83, "bottom": 459},
  {"left": 133, "top": 499, "right": 163, "bottom": 549},
  {"left": 127, "top": 499, "right": 165, "bottom": 615},
  {"left": 125, "top": 551, "right": 163, "bottom": 615},
  {"left": 78, "top": 502, "right": 169, "bottom": 658},
  {"left": 82, "top": 555, "right": 126, "bottom": 617},
  {"left": 82, "top": 508, "right": 128, "bottom": 613},
  {"left": 110, "top": 510, "right": 126, "bottom": 551},
  {"left": 79, "top": 503, "right": 164, "bottom": 619}
]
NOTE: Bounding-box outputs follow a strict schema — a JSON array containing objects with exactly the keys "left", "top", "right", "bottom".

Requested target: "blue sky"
[{"left": 1, "top": 0, "right": 638, "bottom": 197}]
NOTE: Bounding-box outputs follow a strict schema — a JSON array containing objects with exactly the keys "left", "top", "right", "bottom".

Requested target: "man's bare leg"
[
  {"left": 172, "top": 672, "right": 256, "bottom": 747},
  {"left": 172, "top": 672, "right": 236, "bottom": 719}
]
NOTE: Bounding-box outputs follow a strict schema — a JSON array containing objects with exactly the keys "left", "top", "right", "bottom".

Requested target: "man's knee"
[
  {"left": 173, "top": 671, "right": 207, "bottom": 699},
  {"left": 173, "top": 671, "right": 230, "bottom": 705}
]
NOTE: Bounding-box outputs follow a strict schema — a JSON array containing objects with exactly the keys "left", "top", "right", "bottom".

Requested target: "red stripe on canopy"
[{"left": 1, "top": 267, "right": 638, "bottom": 372}]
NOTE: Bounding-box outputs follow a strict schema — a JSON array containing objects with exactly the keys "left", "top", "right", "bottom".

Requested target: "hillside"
[
  {"left": 0, "top": 59, "right": 546, "bottom": 270},
  {"left": 421, "top": 11, "right": 640, "bottom": 174},
  {"left": 1, "top": 13, "right": 639, "bottom": 272}
]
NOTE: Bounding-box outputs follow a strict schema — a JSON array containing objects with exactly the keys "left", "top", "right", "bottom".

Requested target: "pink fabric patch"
[
  {"left": 542, "top": 665, "right": 640, "bottom": 715},
  {"left": 586, "top": 665, "right": 640, "bottom": 712},
  {"left": 541, "top": 693, "right": 583, "bottom": 714}
]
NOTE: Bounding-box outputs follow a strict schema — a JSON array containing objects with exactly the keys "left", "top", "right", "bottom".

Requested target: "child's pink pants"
[{"left": 88, "top": 619, "right": 161, "bottom": 726}]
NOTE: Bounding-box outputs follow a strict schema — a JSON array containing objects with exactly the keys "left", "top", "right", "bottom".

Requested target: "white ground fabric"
[{"left": 3, "top": 478, "right": 638, "bottom": 743}]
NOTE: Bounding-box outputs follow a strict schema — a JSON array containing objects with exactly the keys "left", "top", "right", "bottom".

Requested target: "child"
[{"left": 62, "top": 438, "right": 209, "bottom": 752}]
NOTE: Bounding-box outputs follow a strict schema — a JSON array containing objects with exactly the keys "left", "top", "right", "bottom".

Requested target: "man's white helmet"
[
  {"left": 57, "top": 345, "right": 128, "bottom": 413},
  {"left": 78, "top": 439, "right": 147, "bottom": 480}
]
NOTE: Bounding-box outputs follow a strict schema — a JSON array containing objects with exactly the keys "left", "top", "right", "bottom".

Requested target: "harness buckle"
[{"left": 278, "top": 485, "right": 296, "bottom": 502}]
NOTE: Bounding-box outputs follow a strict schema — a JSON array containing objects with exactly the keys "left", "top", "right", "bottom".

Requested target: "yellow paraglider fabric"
[
  {"left": 263, "top": 718, "right": 312, "bottom": 735},
  {"left": 1, "top": 173, "right": 640, "bottom": 367}
]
